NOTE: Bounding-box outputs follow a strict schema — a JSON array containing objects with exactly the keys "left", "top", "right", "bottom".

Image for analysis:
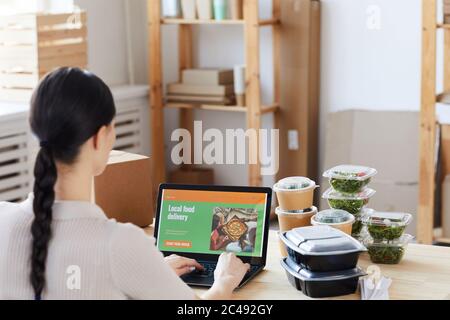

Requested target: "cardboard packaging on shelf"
[
  {"left": 93, "top": 150, "right": 153, "bottom": 227},
  {"left": 182, "top": 69, "right": 234, "bottom": 86}
]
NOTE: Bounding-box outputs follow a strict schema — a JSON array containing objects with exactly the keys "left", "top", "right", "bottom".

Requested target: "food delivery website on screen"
[{"left": 157, "top": 189, "right": 267, "bottom": 257}]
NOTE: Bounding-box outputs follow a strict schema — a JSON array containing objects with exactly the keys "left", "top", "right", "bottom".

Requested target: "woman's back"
[{"left": 0, "top": 195, "right": 195, "bottom": 300}]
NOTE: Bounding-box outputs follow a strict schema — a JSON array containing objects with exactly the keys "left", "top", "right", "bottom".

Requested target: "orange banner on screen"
[
  {"left": 164, "top": 240, "right": 192, "bottom": 249},
  {"left": 163, "top": 189, "right": 267, "bottom": 205}
]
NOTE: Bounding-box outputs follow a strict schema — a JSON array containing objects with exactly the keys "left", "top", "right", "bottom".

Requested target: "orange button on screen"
[{"left": 164, "top": 240, "right": 192, "bottom": 249}]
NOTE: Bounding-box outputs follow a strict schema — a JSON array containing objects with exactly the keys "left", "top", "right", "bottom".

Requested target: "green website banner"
[{"left": 157, "top": 199, "right": 266, "bottom": 257}]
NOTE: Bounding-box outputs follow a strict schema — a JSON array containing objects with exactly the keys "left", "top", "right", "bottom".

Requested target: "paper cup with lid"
[
  {"left": 273, "top": 177, "right": 318, "bottom": 211},
  {"left": 362, "top": 211, "right": 412, "bottom": 241},
  {"left": 323, "top": 165, "right": 377, "bottom": 194},
  {"left": 322, "top": 187, "right": 376, "bottom": 215},
  {"left": 276, "top": 206, "right": 317, "bottom": 257},
  {"left": 311, "top": 209, "right": 355, "bottom": 235}
]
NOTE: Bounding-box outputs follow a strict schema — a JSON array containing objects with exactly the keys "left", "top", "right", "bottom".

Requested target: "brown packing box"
[
  {"left": 169, "top": 167, "right": 214, "bottom": 185},
  {"left": 94, "top": 150, "right": 153, "bottom": 227},
  {"left": 321, "top": 110, "right": 422, "bottom": 236},
  {"left": 277, "top": 0, "right": 320, "bottom": 182},
  {"left": 167, "top": 83, "right": 235, "bottom": 96},
  {"left": 182, "top": 69, "right": 234, "bottom": 86},
  {"left": 441, "top": 176, "right": 450, "bottom": 237},
  {"left": 367, "top": 181, "right": 418, "bottom": 236},
  {"left": 323, "top": 110, "right": 419, "bottom": 183},
  {"left": 440, "top": 125, "right": 450, "bottom": 237}
]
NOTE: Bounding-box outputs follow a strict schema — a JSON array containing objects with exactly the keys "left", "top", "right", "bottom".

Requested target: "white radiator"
[
  {"left": 112, "top": 85, "right": 149, "bottom": 155},
  {"left": 0, "top": 107, "right": 30, "bottom": 202}
]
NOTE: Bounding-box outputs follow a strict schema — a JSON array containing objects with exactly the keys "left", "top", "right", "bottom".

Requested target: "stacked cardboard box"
[
  {"left": 167, "top": 69, "right": 235, "bottom": 105},
  {"left": 321, "top": 110, "right": 421, "bottom": 236},
  {"left": 445, "top": 0, "right": 450, "bottom": 24}
]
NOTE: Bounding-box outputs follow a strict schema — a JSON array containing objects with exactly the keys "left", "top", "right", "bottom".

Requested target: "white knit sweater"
[{"left": 0, "top": 194, "right": 195, "bottom": 300}]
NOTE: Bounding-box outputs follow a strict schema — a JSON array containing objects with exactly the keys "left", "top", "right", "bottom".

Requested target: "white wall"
[
  {"left": 75, "top": 0, "right": 130, "bottom": 86},
  {"left": 319, "top": 0, "right": 423, "bottom": 174},
  {"left": 73, "top": 0, "right": 438, "bottom": 186}
]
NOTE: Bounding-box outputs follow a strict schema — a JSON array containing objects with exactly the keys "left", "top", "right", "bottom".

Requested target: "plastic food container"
[
  {"left": 362, "top": 211, "right": 412, "bottom": 241},
  {"left": 273, "top": 177, "right": 318, "bottom": 211},
  {"left": 276, "top": 206, "right": 318, "bottom": 257},
  {"left": 279, "top": 226, "right": 366, "bottom": 272},
  {"left": 281, "top": 258, "right": 366, "bottom": 298},
  {"left": 322, "top": 187, "right": 376, "bottom": 215},
  {"left": 310, "top": 209, "right": 355, "bottom": 235},
  {"left": 351, "top": 208, "right": 374, "bottom": 238},
  {"left": 323, "top": 165, "right": 377, "bottom": 194},
  {"left": 365, "top": 234, "right": 413, "bottom": 264}
]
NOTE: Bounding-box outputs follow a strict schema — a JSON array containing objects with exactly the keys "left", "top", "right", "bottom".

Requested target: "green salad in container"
[
  {"left": 365, "top": 234, "right": 413, "bottom": 264},
  {"left": 323, "top": 165, "right": 377, "bottom": 194},
  {"left": 322, "top": 188, "right": 376, "bottom": 215},
  {"left": 362, "top": 212, "right": 412, "bottom": 241}
]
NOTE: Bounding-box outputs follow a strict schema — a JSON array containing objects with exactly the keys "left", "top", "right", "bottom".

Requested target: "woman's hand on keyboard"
[
  {"left": 165, "top": 254, "right": 204, "bottom": 276},
  {"left": 214, "top": 253, "right": 250, "bottom": 293}
]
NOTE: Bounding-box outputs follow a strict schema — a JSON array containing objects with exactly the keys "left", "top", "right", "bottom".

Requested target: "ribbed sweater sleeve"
[{"left": 108, "top": 223, "right": 196, "bottom": 300}]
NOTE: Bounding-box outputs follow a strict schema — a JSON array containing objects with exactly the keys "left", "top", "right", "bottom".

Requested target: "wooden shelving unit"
[
  {"left": 147, "top": 0, "right": 282, "bottom": 188},
  {"left": 420, "top": 0, "right": 450, "bottom": 244}
]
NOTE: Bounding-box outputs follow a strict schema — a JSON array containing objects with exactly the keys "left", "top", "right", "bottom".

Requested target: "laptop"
[{"left": 154, "top": 184, "right": 272, "bottom": 288}]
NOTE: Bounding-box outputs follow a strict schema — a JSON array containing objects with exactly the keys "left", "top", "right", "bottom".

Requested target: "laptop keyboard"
[{"left": 194, "top": 262, "right": 260, "bottom": 277}]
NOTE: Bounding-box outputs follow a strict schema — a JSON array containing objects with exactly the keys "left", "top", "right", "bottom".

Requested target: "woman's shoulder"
[
  {"left": 0, "top": 200, "right": 28, "bottom": 217},
  {"left": 105, "top": 219, "right": 156, "bottom": 247}
]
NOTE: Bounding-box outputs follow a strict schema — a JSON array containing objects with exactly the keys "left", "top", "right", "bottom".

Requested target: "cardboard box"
[
  {"left": 442, "top": 175, "right": 450, "bottom": 237},
  {"left": 169, "top": 167, "right": 214, "bottom": 185},
  {"left": 182, "top": 69, "right": 234, "bottom": 86},
  {"left": 277, "top": 0, "right": 321, "bottom": 182},
  {"left": 323, "top": 110, "right": 419, "bottom": 183},
  {"left": 167, "top": 83, "right": 235, "bottom": 96},
  {"left": 369, "top": 181, "right": 419, "bottom": 236},
  {"left": 94, "top": 151, "right": 153, "bottom": 227}
]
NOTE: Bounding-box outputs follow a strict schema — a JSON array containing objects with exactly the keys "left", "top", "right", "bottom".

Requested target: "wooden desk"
[{"left": 145, "top": 228, "right": 450, "bottom": 300}]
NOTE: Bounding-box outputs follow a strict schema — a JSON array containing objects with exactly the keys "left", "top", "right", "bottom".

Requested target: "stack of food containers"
[
  {"left": 362, "top": 212, "right": 413, "bottom": 264},
  {"left": 279, "top": 226, "right": 367, "bottom": 298},
  {"left": 273, "top": 177, "right": 318, "bottom": 257},
  {"left": 321, "top": 165, "right": 377, "bottom": 239}
]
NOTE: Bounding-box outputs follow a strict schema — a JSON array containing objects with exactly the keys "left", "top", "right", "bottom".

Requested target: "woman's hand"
[
  {"left": 165, "top": 254, "right": 204, "bottom": 276},
  {"left": 212, "top": 252, "right": 250, "bottom": 295}
]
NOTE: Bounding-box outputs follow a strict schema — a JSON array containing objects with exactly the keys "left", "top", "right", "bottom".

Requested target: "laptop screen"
[{"left": 156, "top": 188, "right": 269, "bottom": 258}]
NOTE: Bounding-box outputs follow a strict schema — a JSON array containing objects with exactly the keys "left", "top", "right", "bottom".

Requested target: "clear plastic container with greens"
[
  {"left": 364, "top": 234, "right": 413, "bottom": 264},
  {"left": 352, "top": 208, "right": 374, "bottom": 238},
  {"left": 322, "top": 187, "right": 376, "bottom": 215},
  {"left": 323, "top": 165, "right": 377, "bottom": 194},
  {"left": 362, "top": 211, "right": 412, "bottom": 241}
]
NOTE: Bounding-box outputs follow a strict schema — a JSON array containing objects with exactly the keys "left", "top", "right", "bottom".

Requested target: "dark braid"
[
  {"left": 31, "top": 147, "right": 57, "bottom": 300},
  {"left": 29, "top": 67, "right": 116, "bottom": 299}
]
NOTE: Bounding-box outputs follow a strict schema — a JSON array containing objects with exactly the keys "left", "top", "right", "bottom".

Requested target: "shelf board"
[
  {"left": 165, "top": 103, "right": 280, "bottom": 114},
  {"left": 160, "top": 18, "right": 280, "bottom": 26},
  {"left": 437, "top": 23, "right": 450, "bottom": 29},
  {"left": 437, "top": 92, "right": 450, "bottom": 104},
  {"left": 436, "top": 237, "right": 450, "bottom": 245},
  {"left": 162, "top": 18, "right": 244, "bottom": 25}
]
